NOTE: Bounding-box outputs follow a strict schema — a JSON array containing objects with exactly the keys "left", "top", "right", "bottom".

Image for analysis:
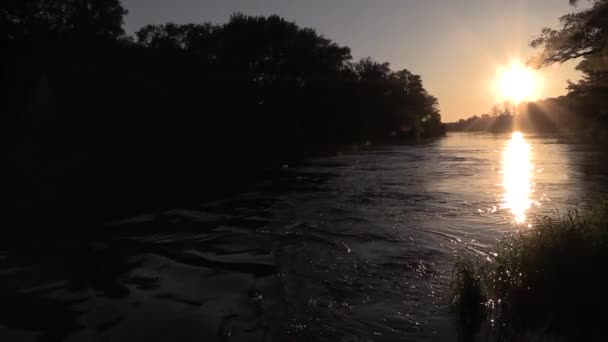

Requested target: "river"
[{"left": 1, "top": 132, "right": 606, "bottom": 341}]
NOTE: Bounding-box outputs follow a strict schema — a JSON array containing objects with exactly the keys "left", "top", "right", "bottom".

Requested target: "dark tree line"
[
  {"left": 448, "top": 0, "right": 608, "bottom": 139},
  {"left": 445, "top": 100, "right": 564, "bottom": 133},
  {"left": 445, "top": 97, "right": 600, "bottom": 135},
  {"left": 2, "top": 1, "right": 443, "bottom": 227}
]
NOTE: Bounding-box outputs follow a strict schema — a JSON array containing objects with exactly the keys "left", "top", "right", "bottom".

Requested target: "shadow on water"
[
  {"left": 0, "top": 237, "right": 143, "bottom": 341},
  {"left": 0, "top": 166, "right": 338, "bottom": 341}
]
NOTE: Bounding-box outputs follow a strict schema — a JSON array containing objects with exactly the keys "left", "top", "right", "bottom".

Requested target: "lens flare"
[{"left": 501, "top": 131, "right": 533, "bottom": 224}]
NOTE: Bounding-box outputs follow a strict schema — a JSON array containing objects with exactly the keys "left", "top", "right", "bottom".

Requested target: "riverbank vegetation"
[
  {"left": 2, "top": 0, "right": 443, "bottom": 228},
  {"left": 447, "top": 0, "right": 608, "bottom": 139},
  {"left": 452, "top": 201, "right": 608, "bottom": 340},
  {"left": 445, "top": 100, "right": 574, "bottom": 134}
]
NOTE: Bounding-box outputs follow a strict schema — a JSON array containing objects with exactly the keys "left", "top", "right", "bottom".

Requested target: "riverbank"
[{"left": 452, "top": 201, "right": 608, "bottom": 341}]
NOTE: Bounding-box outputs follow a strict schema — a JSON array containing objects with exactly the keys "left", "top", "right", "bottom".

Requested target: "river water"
[{"left": 1, "top": 132, "right": 606, "bottom": 341}]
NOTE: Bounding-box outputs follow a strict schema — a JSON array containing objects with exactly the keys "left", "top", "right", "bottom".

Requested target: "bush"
[{"left": 452, "top": 201, "right": 608, "bottom": 341}]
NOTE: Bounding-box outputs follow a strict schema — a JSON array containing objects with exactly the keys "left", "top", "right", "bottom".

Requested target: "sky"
[{"left": 121, "top": 0, "right": 583, "bottom": 122}]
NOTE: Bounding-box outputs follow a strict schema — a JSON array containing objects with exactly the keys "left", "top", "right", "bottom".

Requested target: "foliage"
[
  {"left": 452, "top": 202, "right": 608, "bottom": 341},
  {"left": 2, "top": 1, "right": 444, "bottom": 226},
  {"left": 530, "top": 0, "right": 608, "bottom": 68},
  {"left": 1, "top": 0, "right": 127, "bottom": 48}
]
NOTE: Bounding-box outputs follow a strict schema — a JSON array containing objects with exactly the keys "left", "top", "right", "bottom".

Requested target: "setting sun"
[{"left": 495, "top": 63, "right": 540, "bottom": 104}]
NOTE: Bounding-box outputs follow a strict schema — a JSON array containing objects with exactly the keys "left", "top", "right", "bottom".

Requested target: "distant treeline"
[
  {"left": 446, "top": 95, "right": 608, "bottom": 136},
  {"left": 444, "top": 96, "right": 603, "bottom": 134},
  {"left": 2, "top": 0, "right": 443, "bottom": 226}
]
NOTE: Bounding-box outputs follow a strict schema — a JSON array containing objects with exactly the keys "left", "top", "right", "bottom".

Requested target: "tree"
[
  {"left": 1, "top": 0, "right": 128, "bottom": 48},
  {"left": 530, "top": 0, "right": 608, "bottom": 68},
  {"left": 1, "top": 0, "right": 129, "bottom": 142},
  {"left": 530, "top": 0, "right": 608, "bottom": 133},
  {"left": 214, "top": 14, "right": 352, "bottom": 79},
  {"left": 6, "top": 11, "right": 446, "bottom": 234},
  {"left": 490, "top": 104, "right": 502, "bottom": 116},
  {"left": 136, "top": 23, "right": 217, "bottom": 54},
  {"left": 135, "top": 15, "right": 353, "bottom": 81},
  {"left": 354, "top": 57, "right": 391, "bottom": 80}
]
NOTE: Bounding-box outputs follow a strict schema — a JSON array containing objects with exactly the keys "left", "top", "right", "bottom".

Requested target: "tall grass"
[{"left": 452, "top": 201, "right": 608, "bottom": 341}]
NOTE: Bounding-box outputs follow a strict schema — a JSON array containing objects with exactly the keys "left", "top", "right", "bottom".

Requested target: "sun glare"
[
  {"left": 501, "top": 131, "right": 534, "bottom": 224},
  {"left": 495, "top": 62, "right": 539, "bottom": 104}
]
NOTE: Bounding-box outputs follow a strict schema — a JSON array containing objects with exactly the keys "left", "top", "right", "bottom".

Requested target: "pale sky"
[{"left": 121, "top": 0, "right": 583, "bottom": 122}]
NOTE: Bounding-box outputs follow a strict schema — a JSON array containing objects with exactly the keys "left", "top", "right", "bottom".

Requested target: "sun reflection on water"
[{"left": 501, "top": 131, "right": 534, "bottom": 224}]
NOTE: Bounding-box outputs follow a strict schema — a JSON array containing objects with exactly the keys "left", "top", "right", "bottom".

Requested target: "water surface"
[{"left": 1, "top": 132, "right": 605, "bottom": 341}]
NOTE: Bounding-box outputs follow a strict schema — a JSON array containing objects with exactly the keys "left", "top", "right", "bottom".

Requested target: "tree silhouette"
[
  {"left": 525, "top": 0, "right": 608, "bottom": 136},
  {"left": 4, "top": 3, "right": 445, "bottom": 232},
  {"left": 1, "top": 0, "right": 127, "bottom": 49},
  {"left": 530, "top": 0, "right": 608, "bottom": 68},
  {"left": 355, "top": 57, "right": 392, "bottom": 80}
]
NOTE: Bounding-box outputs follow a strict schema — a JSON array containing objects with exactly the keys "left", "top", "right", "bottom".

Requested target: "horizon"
[{"left": 121, "top": 0, "right": 583, "bottom": 122}]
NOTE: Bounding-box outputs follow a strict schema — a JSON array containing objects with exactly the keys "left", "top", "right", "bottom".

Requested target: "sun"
[{"left": 495, "top": 62, "right": 539, "bottom": 104}]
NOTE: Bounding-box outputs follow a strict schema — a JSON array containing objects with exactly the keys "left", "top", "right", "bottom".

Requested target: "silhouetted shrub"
[{"left": 452, "top": 202, "right": 608, "bottom": 341}]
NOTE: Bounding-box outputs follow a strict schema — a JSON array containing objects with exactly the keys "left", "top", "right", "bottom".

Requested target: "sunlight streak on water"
[{"left": 500, "top": 132, "right": 534, "bottom": 224}]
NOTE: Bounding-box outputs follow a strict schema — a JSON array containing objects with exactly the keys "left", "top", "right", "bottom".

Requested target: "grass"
[{"left": 452, "top": 201, "right": 608, "bottom": 341}]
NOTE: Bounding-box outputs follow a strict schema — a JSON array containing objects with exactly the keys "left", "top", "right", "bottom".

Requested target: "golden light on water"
[
  {"left": 495, "top": 62, "right": 540, "bottom": 104},
  {"left": 501, "top": 131, "right": 533, "bottom": 224}
]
